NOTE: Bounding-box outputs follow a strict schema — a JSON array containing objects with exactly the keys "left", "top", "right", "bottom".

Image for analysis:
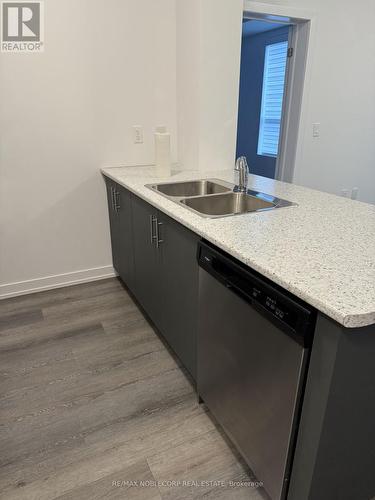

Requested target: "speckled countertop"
[{"left": 102, "top": 165, "right": 375, "bottom": 329}]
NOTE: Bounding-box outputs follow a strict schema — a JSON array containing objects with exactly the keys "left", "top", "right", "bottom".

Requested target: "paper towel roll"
[{"left": 155, "top": 126, "right": 171, "bottom": 177}]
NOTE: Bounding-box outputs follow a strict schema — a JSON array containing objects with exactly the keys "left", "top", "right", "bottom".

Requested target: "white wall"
[
  {"left": 199, "top": 0, "right": 244, "bottom": 172},
  {"left": 176, "top": 0, "right": 243, "bottom": 172},
  {"left": 281, "top": 0, "right": 375, "bottom": 204},
  {"left": 0, "top": 0, "right": 177, "bottom": 297},
  {"left": 176, "top": 0, "right": 200, "bottom": 171}
]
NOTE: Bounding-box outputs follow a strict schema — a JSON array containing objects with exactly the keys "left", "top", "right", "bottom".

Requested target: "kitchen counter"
[{"left": 101, "top": 165, "right": 375, "bottom": 328}]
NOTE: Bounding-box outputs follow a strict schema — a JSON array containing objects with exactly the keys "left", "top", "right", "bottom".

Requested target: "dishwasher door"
[{"left": 197, "top": 243, "right": 314, "bottom": 500}]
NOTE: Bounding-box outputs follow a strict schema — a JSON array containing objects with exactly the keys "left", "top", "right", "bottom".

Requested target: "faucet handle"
[{"left": 235, "top": 156, "right": 249, "bottom": 171}]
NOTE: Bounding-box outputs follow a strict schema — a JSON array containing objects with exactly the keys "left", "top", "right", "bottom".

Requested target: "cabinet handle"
[
  {"left": 149, "top": 215, "right": 157, "bottom": 245},
  {"left": 156, "top": 220, "right": 163, "bottom": 248},
  {"left": 110, "top": 186, "right": 115, "bottom": 211},
  {"left": 114, "top": 190, "right": 120, "bottom": 212}
]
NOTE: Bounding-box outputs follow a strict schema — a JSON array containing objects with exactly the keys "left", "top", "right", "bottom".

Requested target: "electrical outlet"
[
  {"left": 341, "top": 189, "right": 349, "bottom": 198},
  {"left": 351, "top": 187, "right": 359, "bottom": 200},
  {"left": 133, "top": 125, "right": 143, "bottom": 144}
]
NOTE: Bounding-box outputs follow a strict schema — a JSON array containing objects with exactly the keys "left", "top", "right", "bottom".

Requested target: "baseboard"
[{"left": 0, "top": 265, "right": 117, "bottom": 300}]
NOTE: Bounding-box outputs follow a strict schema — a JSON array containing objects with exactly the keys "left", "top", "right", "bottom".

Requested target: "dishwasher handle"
[{"left": 198, "top": 241, "right": 316, "bottom": 347}]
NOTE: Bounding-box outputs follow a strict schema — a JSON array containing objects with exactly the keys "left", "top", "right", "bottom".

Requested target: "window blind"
[{"left": 257, "top": 41, "right": 288, "bottom": 157}]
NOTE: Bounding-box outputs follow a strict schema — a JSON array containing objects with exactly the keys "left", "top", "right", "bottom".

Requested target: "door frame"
[{"left": 242, "top": 1, "right": 316, "bottom": 183}]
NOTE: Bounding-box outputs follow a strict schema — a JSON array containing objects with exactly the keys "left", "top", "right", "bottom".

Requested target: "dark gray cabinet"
[
  {"left": 132, "top": 194, "right": 164, "bottom": 332},
  {"left": 105, "top": 178, "right": 135, "bottom": 290},
  {"left": 159, "top": 213, "right": 199, "bottom": 379},
  {"left": 105, "top": 177, "right": 199, "bottom": 380}
]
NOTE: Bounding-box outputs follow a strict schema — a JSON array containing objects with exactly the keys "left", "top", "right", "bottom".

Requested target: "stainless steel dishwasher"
[{"left": 197, "top": 241, "right": 316, "bottom": 500}]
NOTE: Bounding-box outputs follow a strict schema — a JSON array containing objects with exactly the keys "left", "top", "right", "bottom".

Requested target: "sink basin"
[
  {"left": 145, "top": 177, "right": 295, "bottom": 218},
  {"left": 146, "top": 179, "right": 231, "bottom": 198},
  {"left": 180, "top": 192, "right": 276, "bottom": 217}
]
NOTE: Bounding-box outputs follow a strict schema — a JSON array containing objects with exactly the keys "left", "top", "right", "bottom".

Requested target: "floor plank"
[
  {"left": 55, "top": 460, "right": 162, "bottom": 500},
  {"left": 0, "top": 278, "right": 262, "bottom": 500},
  {"left": 0, "top": 309, "right": 43, "bottom": 333},
  {"left": 0, "top": 279, "right": 122, "bottom": 316},
  {"left": 148, "top": 427, "right": 267, "bottom": 500}
]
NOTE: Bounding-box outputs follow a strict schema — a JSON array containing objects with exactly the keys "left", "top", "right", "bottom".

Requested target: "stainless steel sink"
[
  {"left": 145, "top": 178, "right": 295, "bottom": 218},
  {"left": 146, "top": 179, "right": 231, "bottom": 198},
  {"left": 180, "top": 191, "right": 276, "bottom": 217}
]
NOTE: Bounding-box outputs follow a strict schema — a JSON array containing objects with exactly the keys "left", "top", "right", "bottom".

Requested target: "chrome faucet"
[{"left": 235, "top": 156, "right": 249, "bottom": 192}]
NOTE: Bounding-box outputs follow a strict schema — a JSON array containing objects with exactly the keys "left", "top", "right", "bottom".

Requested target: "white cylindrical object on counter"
[{"left": 155, "top": 126, "right": 171, "bottom": 177}]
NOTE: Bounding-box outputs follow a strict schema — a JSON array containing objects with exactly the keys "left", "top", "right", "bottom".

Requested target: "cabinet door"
[
  {"left": 116, "top": 185, "right": 135, "bottom": 290},
  {"left": 132, "top": 195, "right": 163, "bottom": 330},
  {"left": 158, "top": 212, "right": 199, "bottom": 380},
  {"left": 105, "top": 179, "right": 135, "bottom": 290},
  {"left": 105, "top": 178, "right": 121, "bottom": 273}
]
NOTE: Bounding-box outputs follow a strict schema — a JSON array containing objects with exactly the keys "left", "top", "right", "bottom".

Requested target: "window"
[{"left": 257, "top": 41, "right": 288, "bottom": 157}]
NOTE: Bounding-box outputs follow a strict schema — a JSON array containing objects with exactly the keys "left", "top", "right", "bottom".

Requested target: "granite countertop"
[{"left": 101, "top": 165, "right": 375, "bottom": 329}]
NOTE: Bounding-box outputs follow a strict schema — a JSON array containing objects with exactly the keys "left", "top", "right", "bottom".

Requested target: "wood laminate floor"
[{"left": 0, "top": 278, "right": 267, "bottom": 500}]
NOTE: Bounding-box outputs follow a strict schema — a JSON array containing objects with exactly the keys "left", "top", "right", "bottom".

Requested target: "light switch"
[{"left": 312, "top": 123, "right": 320, "bottom": 138}]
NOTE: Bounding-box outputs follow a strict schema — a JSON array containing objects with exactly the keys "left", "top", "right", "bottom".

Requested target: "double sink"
[{"left": 146, "top": 178, "right": 295, "bottom": 218}]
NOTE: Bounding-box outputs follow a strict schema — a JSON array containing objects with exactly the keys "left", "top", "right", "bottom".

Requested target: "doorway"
[
  {"left": 236, "top": 4, "right": 312, "bottom": 183},
  {"left": 236, "top": 19, "right": 291, "bottom": 179}
]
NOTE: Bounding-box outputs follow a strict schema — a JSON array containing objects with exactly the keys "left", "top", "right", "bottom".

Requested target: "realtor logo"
[{"left": 1, "top": 1, "right": 44, "bottom": 52}]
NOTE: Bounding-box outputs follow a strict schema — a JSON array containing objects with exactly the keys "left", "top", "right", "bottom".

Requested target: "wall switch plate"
[
  {"left": 312, "top": 123, "right": 320, "bottom": 138},
  {"left": 133, "top": 125, "right": 143, "bottom": 144}
]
